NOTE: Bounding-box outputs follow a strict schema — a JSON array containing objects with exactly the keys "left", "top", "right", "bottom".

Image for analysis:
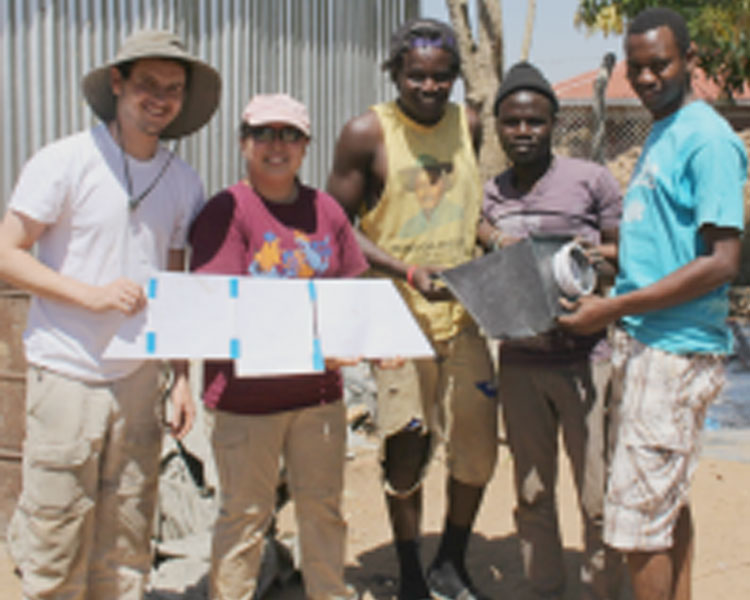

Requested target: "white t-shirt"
[{"left": 9, "top": 124, "right": 204, "bottom": 381}]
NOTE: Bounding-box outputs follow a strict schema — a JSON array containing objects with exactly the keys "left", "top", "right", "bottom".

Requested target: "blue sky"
[{"left": 420, "top": 0, "right": 624, "bottom": 85}]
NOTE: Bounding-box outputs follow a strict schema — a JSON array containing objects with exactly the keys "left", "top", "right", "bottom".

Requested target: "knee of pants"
[
  {"left": 15, "top": 440, "right": 98, "bottom": 595},
  {"left": 381, "top": 430, "right": 431, "bottom": 496},
  {"left": 291, "top": 480, "right": 343, "bottom": 517},
  {"left": 447, "top": 437, "right": 498, "bottom": 487},
  {"left": 20, "top": 437, "right": 97, "bottom": 519}
]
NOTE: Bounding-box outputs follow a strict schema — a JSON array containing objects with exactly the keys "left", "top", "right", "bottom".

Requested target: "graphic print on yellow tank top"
[{"left": 360, "top": 102, "right": 482, "bottom": 341}]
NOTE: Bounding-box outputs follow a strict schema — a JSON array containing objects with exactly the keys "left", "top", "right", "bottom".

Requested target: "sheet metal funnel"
[{"left": 440, "top": 235, "right": 595, "bottom": 340}]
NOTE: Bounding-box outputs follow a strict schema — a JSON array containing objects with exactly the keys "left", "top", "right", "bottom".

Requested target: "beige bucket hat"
[{"left": 82, "top": 30, "right": 221, "bottom": 139}]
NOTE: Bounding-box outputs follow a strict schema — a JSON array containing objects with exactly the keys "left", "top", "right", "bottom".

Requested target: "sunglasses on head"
[{"left": 248, "top": 126, "right": 306, "bottom": 143}]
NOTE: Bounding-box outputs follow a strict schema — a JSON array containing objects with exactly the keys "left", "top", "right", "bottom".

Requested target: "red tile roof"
[{"left": 554, "top": 60, "right": 750, "bottom": 102}]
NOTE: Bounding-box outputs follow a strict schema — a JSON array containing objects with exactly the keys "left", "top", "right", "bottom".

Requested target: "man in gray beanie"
[
  {"left": 0, "top": 30, "right": 220, "bottom": 599},
  {"left": 479, "top": 60, "right": 623, "bottom": 600}
]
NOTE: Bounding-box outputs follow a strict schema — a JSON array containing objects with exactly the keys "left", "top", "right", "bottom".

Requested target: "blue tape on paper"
[
  {"left": 147, "top": 278, "right": 158, "bottom": 299},
  {"left": 229, "top": 277, "right": 239, "bottom": 298},
  {"left": 308, "top": 280, "right": 323, "bottom": 370},
  {"left": 230, "top": 338, "right": 240, "bottom": 359},
  {"left": 312, "top": 339, "right": 325, "bottom": 371},
  {"left": 146, "top": 331, "right": 156, "bottom": 354}
]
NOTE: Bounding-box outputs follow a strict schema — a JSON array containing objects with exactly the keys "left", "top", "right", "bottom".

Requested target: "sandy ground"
[{"left": 2, "top": 430, "right": 750, "bottom": 600}]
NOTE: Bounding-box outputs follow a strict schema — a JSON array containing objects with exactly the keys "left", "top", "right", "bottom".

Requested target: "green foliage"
[{"left": 575, "top": 1, "right": 750, "bottom": 99}]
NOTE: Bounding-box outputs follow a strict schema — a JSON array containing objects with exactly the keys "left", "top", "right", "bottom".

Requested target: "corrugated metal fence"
[{"left": 0, "top": 0, "right": 418, "bottom": 208}]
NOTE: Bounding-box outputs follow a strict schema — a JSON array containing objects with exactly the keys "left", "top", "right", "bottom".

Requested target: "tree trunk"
[
  {"left": 520, "top": 0, "right": 536, "bottom": 61},
  {"left": 591, "top": 52, "right": 616, "bottom": 164},
  {"left": 445, "top": 0, "right": 506, "bottom": 180}
]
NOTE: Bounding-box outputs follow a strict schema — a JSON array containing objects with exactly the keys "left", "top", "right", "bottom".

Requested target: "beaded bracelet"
[{"left": 406, "top": 265, "right": 418, "bottom": 287}]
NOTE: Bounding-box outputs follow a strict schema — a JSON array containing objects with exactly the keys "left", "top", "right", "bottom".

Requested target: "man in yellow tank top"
[{"left": 328, "top": 19, "right": 497, "bottom": 600}]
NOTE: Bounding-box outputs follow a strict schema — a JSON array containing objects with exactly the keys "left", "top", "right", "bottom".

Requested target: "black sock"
[
  {"left": 395, "top": 539, "right": 429, "bottom": 598},
  {"left": 432, "top": 521, "right": 471, "bottom": 580}
]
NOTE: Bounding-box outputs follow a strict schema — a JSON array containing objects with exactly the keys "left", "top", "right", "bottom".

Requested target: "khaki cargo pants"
[
  {"left": 8, "top": 362, "right": 164, "bottom": 600},
  {"left": 209, "top": 400, "right": 352, "bottom": 600}
]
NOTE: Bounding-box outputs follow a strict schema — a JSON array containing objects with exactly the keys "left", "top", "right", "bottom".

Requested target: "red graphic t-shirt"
[{"left": 189, "top": 181, "right": 368, "bottom": 414}]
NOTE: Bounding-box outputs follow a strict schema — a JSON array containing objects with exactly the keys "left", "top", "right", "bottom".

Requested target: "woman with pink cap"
[{"left": 189, "top": 94, "right": 366, "bottom": 600}]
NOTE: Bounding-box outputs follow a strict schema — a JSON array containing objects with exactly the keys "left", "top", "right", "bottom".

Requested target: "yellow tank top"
[{"left": 361, "top": 101, "right": 482, "bottom": 342}]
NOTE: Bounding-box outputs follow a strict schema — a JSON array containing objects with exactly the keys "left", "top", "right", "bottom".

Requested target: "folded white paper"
[
  {"left": 316, "top": 279, "right": 434, "bottom": 359},
  {"left": 103, "top": 272, "right": 433, "bottom": 376},
  {"left": 234, "top": 279, "right": 317, "bottom": 377},
  {"left": 104, "top": 273, "right": 236, "bottom": 359}
]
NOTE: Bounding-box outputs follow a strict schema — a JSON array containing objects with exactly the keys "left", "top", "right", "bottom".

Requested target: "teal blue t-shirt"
[{"left": 615, "top": 101, "right": 747, "bottom": 354}]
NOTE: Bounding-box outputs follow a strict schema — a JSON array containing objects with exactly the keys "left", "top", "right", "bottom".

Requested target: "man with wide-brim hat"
[
  {"left": 83, "top": 29, "right": 220, "bottom": 140},
  {"left": 0, "top": 29, "right": 220, "bottom": 599}
]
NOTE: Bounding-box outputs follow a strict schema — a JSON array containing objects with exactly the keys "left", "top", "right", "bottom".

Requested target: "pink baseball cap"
[{"left": 241, "top": 93, "right": 311, "bottom": 137}]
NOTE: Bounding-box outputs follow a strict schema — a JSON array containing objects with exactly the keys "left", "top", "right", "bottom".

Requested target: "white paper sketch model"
[{"left": 104, "top": 272, "right": 434, "bottom": 376}]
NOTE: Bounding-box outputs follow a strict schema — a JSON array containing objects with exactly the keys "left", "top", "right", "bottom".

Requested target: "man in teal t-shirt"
[
  {"left": 616, "top": 98, "right": 745, "bottom": 354},
  {"left": 559, "top": 8, "right": 746, "bottom": 600}
]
